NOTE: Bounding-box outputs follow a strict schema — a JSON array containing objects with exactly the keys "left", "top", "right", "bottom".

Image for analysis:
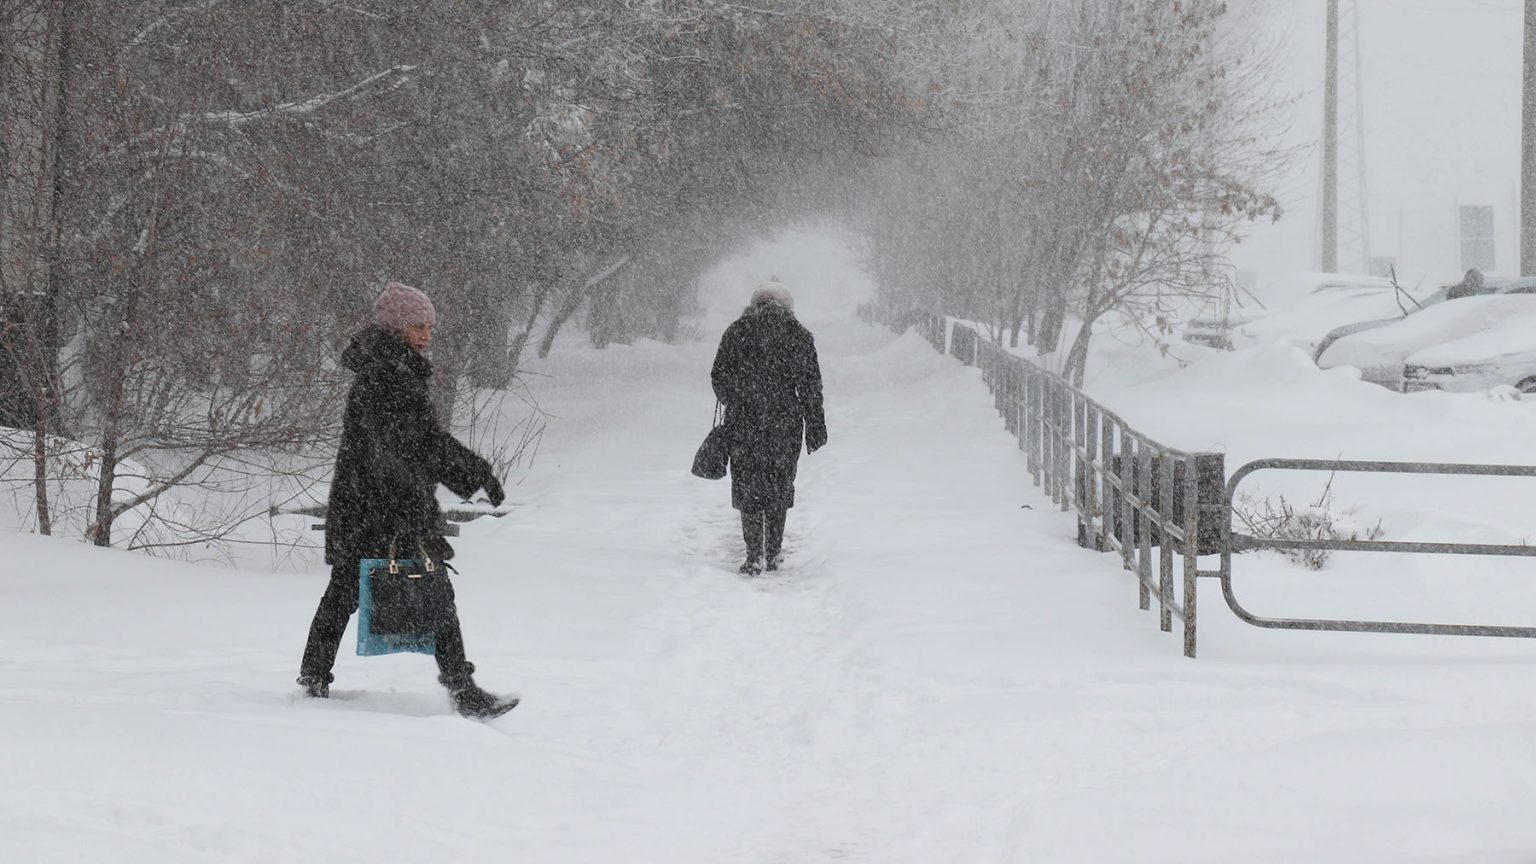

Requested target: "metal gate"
[
  {"left": 1221, "top": 458, "right": 1536, "bottom": 638},
  {"left": 888, "top": 310, "right": 1536, "bottom": 652}
]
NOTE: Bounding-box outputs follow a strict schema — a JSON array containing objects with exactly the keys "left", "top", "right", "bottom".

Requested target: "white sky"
[{"left": 1232, "top": 0, "right": 1524, "bottom": 287}]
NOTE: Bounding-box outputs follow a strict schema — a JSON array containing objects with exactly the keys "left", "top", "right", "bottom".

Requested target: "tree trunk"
[
  {"left": 588, "top": 275, "right": 621, "bottom": 349},
  {"left": 538, "top": 256, "right": 632, "bottom": 358},
  {"left": 507, "top": 282, "right": 548, "bottom": 373},
  {"left": 87, "top": 368, "right": 126, "bottom": 547},
  {"left": 4, "top": 0, "right": 68, "bottom": 535},
  {"left": 0, "top": 5, "right": 50, "bottom": 301},
  {"left": 1037, "top": 292, "right": 1066, "bottom": 354},
  {"left": 32, "top": 409, "right": 50, "bottom": 535},
  {"left": 466, "top": 292, "right": 514, "bottom": 390},
  {"left": 31, "top": 0, "right": 68, "bottom": 462},
  {"left": 1064, "top": 318, "right": 1095, "bottom": 388},
  {"left": 538, "top": 281, "right": 585, "bottom": 359}
]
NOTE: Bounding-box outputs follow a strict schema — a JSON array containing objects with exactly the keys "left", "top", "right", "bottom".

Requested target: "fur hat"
[
  {"left": 373, "top": 281, "right": 436, "bottom": 331},
  {"left": 750, "top": 281, "right": 794, "bottom": 310}
]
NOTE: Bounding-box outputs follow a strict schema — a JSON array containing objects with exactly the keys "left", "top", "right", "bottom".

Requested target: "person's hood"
[{"left": 340, "top": 326, "right": 431, "bottom": 379}]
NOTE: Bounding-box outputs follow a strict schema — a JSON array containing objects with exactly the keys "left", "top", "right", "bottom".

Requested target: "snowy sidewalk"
[{"left": 3, "top": 319, "right": 1536, "bottom": 862}]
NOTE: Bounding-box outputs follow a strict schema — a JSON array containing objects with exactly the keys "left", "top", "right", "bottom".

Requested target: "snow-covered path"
[{"left": 4, "top": 320, "right": 1536, "bottom": 862}]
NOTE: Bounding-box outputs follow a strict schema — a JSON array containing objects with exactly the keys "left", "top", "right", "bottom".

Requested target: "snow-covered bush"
[{"left": 1233, "top": 482, "right": 1384, "bottom": 571}]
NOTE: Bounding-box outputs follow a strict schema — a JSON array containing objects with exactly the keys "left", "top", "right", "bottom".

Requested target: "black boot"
[
  {"left": 297, "top": 674, "right": 331, "bottom": 698},
  {"left": 739, "top": 556, "right": 764, "bottom": 575},
  {"left": 443, "top": 675, "right": 520, "bottom": 719},
  {"left": 764, "top": 508, "right": 787, "bottom": 571}
]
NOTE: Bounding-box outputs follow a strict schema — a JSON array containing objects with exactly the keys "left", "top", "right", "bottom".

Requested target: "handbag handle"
[{"left": 386, "top": 537, "right": 436, "bottom": 578}]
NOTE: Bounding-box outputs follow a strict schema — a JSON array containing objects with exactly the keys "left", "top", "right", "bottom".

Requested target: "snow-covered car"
[
  {"left": 1400, "top": 304, "right": 1536, "bottom": 393},
  {"left": 1311, "top": 272, "right": 1536, "bottom": 361},
  {"left": 1301, "top": 277, "right": 1436, "bottom": 360},
  {"left": 1317, "top": 294, "right": 1536, "bottom": 391},
  {"left": 1177, "top": 272, "right": 1423, "bottom": 354},
  {"left": 1313, "top": 275, "right": 1536, "bottom": 387}
]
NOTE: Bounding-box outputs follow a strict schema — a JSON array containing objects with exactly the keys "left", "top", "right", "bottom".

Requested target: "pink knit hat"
[
  {"left": 373, "top": 281, "right": 436, "bottom": 331},
  {"left": 750, "top": 281, "right": 793, "bottom": 310}
]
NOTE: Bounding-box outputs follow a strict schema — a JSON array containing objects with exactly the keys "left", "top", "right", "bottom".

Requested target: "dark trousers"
[
  {"left": 740, "top": 508, "right": 787, "bottom": 561},
  {"left": 300, "top": 562, "right": 474, "bottom": 685}
]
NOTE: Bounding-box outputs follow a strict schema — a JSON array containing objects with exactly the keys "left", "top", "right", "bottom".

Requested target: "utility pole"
[
  {"left": 1341, "top": 0, "right": 1371, "bottom": 273},
  {"left": 1321, "top": 0, "right": 1339, "bottom": 273},
  {"left": 1522, "top": 0, "right": 1536, "bottom": 274}
]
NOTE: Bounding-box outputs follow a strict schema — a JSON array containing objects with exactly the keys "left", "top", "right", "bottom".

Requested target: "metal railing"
[
  {"left": 903, "top": 313, "right": 1224, "bottom": 658},
  {"left": 1221, "top": 459, "right": 1536, "bottom": 638},
  {"left": 857, "top": 304, "right": 947, "bottom": 353},
  {"left": 876, "top": 308, "right": 1536, "bottom": 652},
  {"left": 269, "top": 503, "right": 509, "bottom": 537}
]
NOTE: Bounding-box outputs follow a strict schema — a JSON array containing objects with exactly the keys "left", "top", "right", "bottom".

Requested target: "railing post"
[
  {"left": 1183, "top": 452, "right": 1200, "bottom": 658},
  {"left": 1043, "top": 377, "right": 1056, "bottom": 503},
  {"left": 1050, "top": 380, "right": 1062, "bottom": 508},
  {"left": 1053, "top": 380, "right": 1063, "bottom": 505},
  {"left": 1137, "top": 440, "right": 1153, "bottom": 612},
  {"left": 1045, "top": 378, "right": 1057, "bottom": 505},
  {"left": 1100, "top": 412, "right": 1114, "bottom": 552},
  {"left": 1038, "top": 373, "right": 1050, "bottom": 493},
  {"left": 1009, "top": 361, "right": 1020, "bottom": 446},
  {"left": 1058, "top": 385, "right": 1071, "bottom": 512},
  {"left": 1082, "top": 401, "right": 1099, "bottom": 549},
  {"left": 1119, "top": 423, "right": 1135, "bottom": 578},
  {"left": 1044, "top": 379, "right": 1056, "bottom": 507},
  {"left": 1024, "top": 367, "right": 1038, "bottom": 481},
  {"left": 1159, "top": 452, "right": 1175, "bottom": 633},
  {"left": 997, "top": 352, "right": 1006, "bottom": 413},
  {"left": 1041, "top": 373, "right": 1051, "bottom": 493}
]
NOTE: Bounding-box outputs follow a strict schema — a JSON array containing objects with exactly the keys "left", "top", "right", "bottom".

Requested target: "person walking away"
[
  {"left": 297, "top": 281, "right": 517, "bottom": 718},
  {"left": 710, "top": 282, "right": 827, "bottom": 574}
]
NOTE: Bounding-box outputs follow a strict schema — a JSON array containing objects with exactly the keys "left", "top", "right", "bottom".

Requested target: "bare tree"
[
  {"left": 861, "top": 0, "right": 1286, "bottom": 384},
  {"left": 3, "top": 1, "right": 939, "bottom": 554}
]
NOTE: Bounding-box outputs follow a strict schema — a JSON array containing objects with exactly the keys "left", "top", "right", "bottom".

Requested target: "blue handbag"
[{"left": 356, "top": 549, "right": 446, "bottom": 657}]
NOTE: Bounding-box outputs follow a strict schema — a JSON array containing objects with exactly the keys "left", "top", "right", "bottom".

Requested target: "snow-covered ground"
[{"left": 4, "top": 307, "right": 1536, "bottom": 862}]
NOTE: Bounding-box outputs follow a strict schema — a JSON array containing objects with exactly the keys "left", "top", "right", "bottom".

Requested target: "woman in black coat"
[
  {"left": 298, "top": 282, "right": 515, "bottom": 718},
  {"left": 711, "top": 283, "right": 827, "bottom": 574}
]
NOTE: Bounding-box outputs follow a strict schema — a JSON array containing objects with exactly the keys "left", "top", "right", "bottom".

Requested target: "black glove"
[
  {"left": 482, "top": 475, "right": 505, "bottom": 507},
  {"left": 806, "top": 425, "right": 828, "bottom": 454}
]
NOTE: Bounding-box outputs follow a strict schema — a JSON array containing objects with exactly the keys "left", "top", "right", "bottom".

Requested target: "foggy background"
[
  {"left": 695, "top": 222, "right": 875, "bottom": 333},
  {"left": 1236, "top": 0, "right": 1523, "bottom": 284}
]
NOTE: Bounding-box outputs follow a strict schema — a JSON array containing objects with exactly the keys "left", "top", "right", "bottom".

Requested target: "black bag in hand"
[
  {"left": 368, "top": 557, "right": 448, "bottom": 635},
  {"left": 691, "top": 402, "right": 730, "bottom": 480},
  {"left": 357, "top": 543, "right": 450, "bottom": 656}
]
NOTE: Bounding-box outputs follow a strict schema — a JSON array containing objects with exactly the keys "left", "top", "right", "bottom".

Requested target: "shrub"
[{"left": 1233, "top": 476, "right": 1384, "bottom": 570}]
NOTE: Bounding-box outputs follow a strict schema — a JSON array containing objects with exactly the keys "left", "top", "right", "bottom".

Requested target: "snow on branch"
[
  {"left": 584, "top": 256, "right": 632, "bottom": 290},
  {"left": 79, "top": 65, "right": 417, "bottom": 173},
  {"left": 196, "top": 64, "right": 417, "bottom": 129}
]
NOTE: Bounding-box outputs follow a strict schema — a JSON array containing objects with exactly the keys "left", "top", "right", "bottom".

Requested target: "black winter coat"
[
  {"left": 711, "top": 304, "right": 826, "bottom": 511},
  {"left": 324, "top": 328, "right": 492, "bottom": 565}
]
